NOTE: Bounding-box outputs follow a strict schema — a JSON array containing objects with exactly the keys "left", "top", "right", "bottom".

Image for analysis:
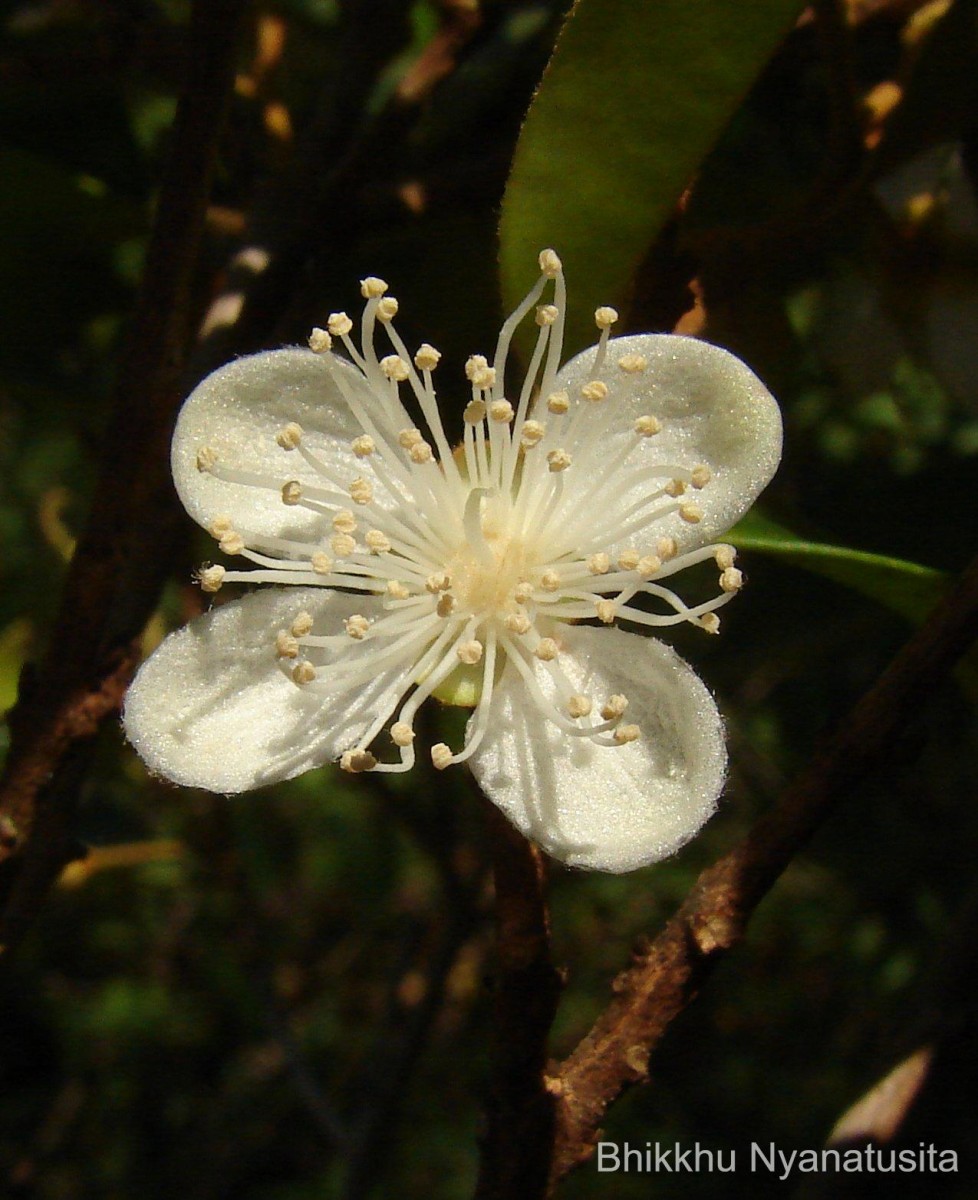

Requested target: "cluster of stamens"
[{"left": 193, "top": 250, "right": 744, "bottom": 774}]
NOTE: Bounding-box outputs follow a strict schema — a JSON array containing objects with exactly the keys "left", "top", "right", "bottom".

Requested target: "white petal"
[
  {"left": 468, "top": 625, "right": 725, "bottom": 873},
  {"left": 124, "top": 587, "right": 400, "bottom": 792},
  {"left": 172, "top": 349, "right": 407, "bottom": 540},
  {"left": 548, "top": 334, "right": 782, "bottom": 552}
]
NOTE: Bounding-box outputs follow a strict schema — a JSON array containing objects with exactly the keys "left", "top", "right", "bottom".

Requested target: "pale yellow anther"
[
  {"left": 345, "top": 614, "right": 370, "bottom": 640},
  {"left": 349, "top": 477, "right": 373, "bottom": 505},
  {"left": 308, "top": 327, "right": 332, "bottom": 353},
  {"left": 535, "top": 304, "right": 559, "bottom": 327},
  {"left": 720, "top": 567, "right": 744, "bottom": 593},
  {"left": 292, "top": 661, "right": 317, "bottom": 685},
  {"left": 601, "top": 694, "right": 629, "bottom": 721},
  {"left": 409, "top": 441, "right": 434, "bottom": 464},
  {"left": 351, "top": 434, "right": 375, "bottom": 457},
  {"left": 614, "top": 723, "right": 640, "bottom": 745},
  {"left": 715, "top": 545, "right": 737, "bottom": 570},
  {"left": 332, "top": 509, "right": 357, "bottom": 534},
  {"left": 208, "top": 515, "right": 233, "bottom": 537},
  {"left": 414, "top": 343, "right": 441, "bottom": 371},
  {"left": 387, "top": 580, "right": 411, "bottom": 600},
  {"left": 457, "top": 639, "right": 483, "bottom": 665},
  {"left": 657, "top": 536, "right": 679, "bottom": 560},
  {"left": 463, "top": 400, "right": 486, "bottom": 424},
  {"left": 547, "top": 390, "right": 570, "bottom": 414},
  {"left": 464, "top": 354, "right": 490, "bottom": 381},
  {"left": 679, "top": 501, "right": 703, "bottom": 524},
  {"left": 276, "top": 630, "right": 299, "bottom": 659},
  {"left": 311, "top": 552, "right": 333, "bottom": 575},
  {"left": 538, "top": 248, "right": 562, "bottom": 277},
  {"left": 617, "top": 549, "right": 640, "bottom": 571},
  {"left": 587, "top": 552, "right": 611, "bottom": 575},
  {"left": 634, "top": 415, "right": 662, "bottom": 437},
  {"left": 637, "top": 555, "right": 662, "bottom": 578},
  {"left": 365, "top": 529, "right": 391, "bottom": 554},
  {"left": 219, "top": 532, "right": 245, "bottom": 556},
  {"left": 327, "top": 311, "right": 353, "bottom": 337},
  {"left": 691, "top": 464, "right": 712, "bottom": 489},
  {"left": 701, "top": 613, "right": 721, "bottom": 635},
  {"left": 595, "top": 306, "right": 619, "bottom": 329},
  {"left": 276, "top": 422, "right": 304, "bottom": 450},
  {"left": 665, "top": 478, "right": 687, "bottom": 498},
  {"left": 197, "top": 564, "right": 225, "bottom": 593},
  {"left": 376, "top": 296, "right": 399, "bottom": 322},
  {"left": 471, "top": 366, "right": 496, "bottom": 390},
  {"left": 340, "top": 749, "right": 377, "bottom": 773},
  {"left": 391, "top": 722, "right": 415, "bottom": 747},
  {"left": 520, "top": 420, "right": 546, "bottom": 447},
  {"left": 547, "top": 448, "right": 572, "bottom": 473},
  {"left": 540, "top": 571, "right": 560, "bottom": 592},
  {"left": 595, "top": 599, "right": 617, "bottom": 625},
  {"left": 425, "top": 571, "right": 452, "bottom": 593},
  {"left": 196, "top": 446, "right": 218, "bottom": 472},
  {"left": 489, "top": 399, "right": 514, "bottom": 423},
  {"left": 505, "top": 611, "right": 531, "bottom": 635},
  {"left": 281, "top": 481, "right": 303, "bottom": 507},
  {"left": 398, "top": 428, "right": 423, "bottom": 448},
  {"left": 534, "top": 638, "right": 559, "bottom": 661},
  {"left": 331, "top": 532, "right": 356, "bottom": 558},
  {"left": 513, "top": 581, "right": 535, "bottom": 604},
  {"left": 292, "top": 611, "right": 314, "bottom": 636},
  {"left": 380, "top": 354, "right": 409, "bottom": 382},
  {"left": 568, "top": 694, "right": 592, "bottom": 719},
  {"left": 436, "top": 593, "right": 457, "bottom": 618},
  {"left": 360, "top": 276, "right": 388, "bottom": 299},
  {"left": 581, "top": 380, "right": 609, "bottom": 403},
  {"left": 431, "top": 743, "right": 453, "bottom": 770},
  {"left": 618, "top": 353, "right": 647, "bottom": 374}
]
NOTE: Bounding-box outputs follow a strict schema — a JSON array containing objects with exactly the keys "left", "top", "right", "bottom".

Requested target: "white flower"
[{"left": 124, "top": 250, "right": 781, "bottom": 872}]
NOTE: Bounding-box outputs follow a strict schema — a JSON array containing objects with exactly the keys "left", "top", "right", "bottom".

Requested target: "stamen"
[
  {"left": 351, "top": 434, "right": 375, "bottom": 457},
  {"left": 720, "top": 567, "right": 744, "bottom": 592},
  {"left": 581, "top": 380, "right": 609, "bottom": 403},
  {"left": 391, "top": 722, "right": 415, "bottom": 746},
  {"left": 281, "top": 481, "right": 302, "bottom": 506},
  {"left": 457, "top": 639, "right": 483, "bottom": 665},
  {"left": 595, "top": 600, "right": 617, "bottom": 624},
  {"left": 345, "top": 614, "right": 371, "bottom": 640},
  {"left": 568, "top": 694, "right": 592, "bottom": 718},
  {"left": 276, "top": 423, "right": 303, "bottom": 450},
  {"left": 377, "top": 297, "right": 399, "bottom": 322},
  {"left": 547, "top": 391, "right": 570, "bottom": 415},
  {"left": 534, "top": 638, "right": 559, "bottom": 661},
  {"left": 333, "top": 510, "right": 357, "bottom": 533},
  {"left": 360, "top": 277, "right": 388, "bottom": 299},
  {"left": 292, "top": 661, "right": 316, "bottom": 684},
  {"left": 276, "top": 631, "right": 299, "bottom": 658},
  {"left": 701, "top": 613, "right": 721, "bottom": 635},
  {"left": 691, "top": 464, "right": 712, "bottom": 489},
  {"left": 547, "top": 448, "right": 572, "bottom": 473},
  {"left": 341, "top": 748, "right": 378, "bottom": 772},
  {"left": 601, "top": 694, "right": 628, "bottom": 720},
  {"left": 308, "top": 328, "right": 332, "bottom": 353},
  {"left": 613, "top": 724, "right": 640, "bottom": 744},
  {"left": 431, "top": 743, "right": 453, "bottom": 770},
  {"left": 327, "top": 312, "right": 353, "bottom": 337},
  {"left": 292, "top": 612, "right": 314, "bottom": 636},
  {"left": 679, "top": 502, "right": 703, "bottom": 524},
  {"left": 197, "top": 564, "right": 225, "bottom": 592},
  {"left": 414, "top": 343, "right": 441, "bottom": 371},
  {"left": 618, "top": 353, "right": 647, "bottom": 374},
  {"left": 634, "top": 415, "right": 662, "bottom": 437}
]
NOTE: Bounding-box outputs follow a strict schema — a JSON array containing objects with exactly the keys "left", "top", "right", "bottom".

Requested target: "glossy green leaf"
[{"left": 499, "top": 0, "right": 806, "bottom": 352}]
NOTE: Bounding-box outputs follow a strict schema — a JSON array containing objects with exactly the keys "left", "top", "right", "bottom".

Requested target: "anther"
[
  {"left": 568, "top": 694, "right": 592, "bottom": 719},
  {"left": 679, "top": 502, "right": 703, "bottom": 524},
  {"left": 276, "top": 630, "right": 299, "bottom": 659},
  {"left": 333, "top": 510, "right": 357, "bottom": 534},
  {"left": 308, "top": 327, "right": 332, "bottom": 353},
  {"left": 327, "top": 312, "right": 353, "bottom": 337},
  {"left": 457, "top": 639, "right": 483, "bottom": 665},
  {"left": 331, "top": 532, "right": 356, "bottom": 557},
  {"left": 436, "top": 593, "right": 457, "bottom": 617},
  {"left": 618, "top": 353, "right": 647, "bottom": 373},
  {"left": 345, "top": 614, "right": 370, "bottom": 640},
  {"left": 376, "top": 296, "right": 399, "bottom": 322},
  {"left": 292, "top": 612, "right": 314, "bottom": 636},
  {"left": 490, "top": 399, "right": 514, "bottom": 423},
  {"left": 535, "top": 304, "right": 559, "bottom": 326},
  {"left": 282, "top": 481, "right": 302, "bottom": 506},
  {"left": 360, "top": 276, "right": 388, "bottom": 299},
  {"left": 657, "top": 536, "right": 679, "bottom": 560},
  {"left": 431, "top": 743, "right": 453, "bottom": 770},
  {"left": 547, "top": 391, "right": 570, "bottom": 414},
  {"left": 341, "top": 749, "right": 377, "bottom": 773},
  {"left": 276, "top": 423, "right": 303, "bottom": 450},
  {"left": 538, "top": 248, "right": 563, "bottom": 277},
  {"left": 465, "top": 354, "right": 489, "bottom": 380},
  {"left": 701, "top": 613, "right": 721, "bottom": 635},
  {"left": 601, "top": 694, "right": 628, "bottom": 720},
  {"left": 208, "top": 515, "right": 233, "bottom": 537},
  {"left": 720, "top": 567, "right": 744, "bottom": 592},
  {"left": 581, "top": 380, "right": 609, "bottom": 403},
  {"left": 380, "top": 355, "right": 409, "bottom": 382},
  {"left": 534, "top": 638, "right": 559, "bottom": 661},
  {"left": 617, "top": 549, "right": 640, "bottom": 571},
  {"left": 665, "top": 479, "right": 687, "bottom": 498},
  {"left": 426, "top": 572, "right": 452, "bottom": 593},
  {"left": 197, "top": 564, "right": 225, "bottom": 593},
  {"left": 463, "top": 400, "right": 486, "bottom": 424},
  {"left": 409, "top": 441, "right": 434, "bottom": 464},
  {"left": 505, "top": 612, "right": 531, "bottom": 634},
  {"left": 540, "top": 571, "right": 560, "bottom": 592},
  {"left": 595, "top": 599, "right": 617, "bottom": 624},
  {"left": 634, "top": 415, "right": 661, "bottom": 437},
  {"left": 196, "top": 446, "right": 218, "bottom": 472},
  {"left": 414, "top": 343, "right": 441, "bottom": 371},
  {"left": 691, "top": 464, "right": 712, "bottom": 489},
  {"left": 387, "top": 580, "right": 411, "bottom": 600},
  {"left": 351, "top": 434, "right": 375, "bottom": 457},
  {"left": 349, "top": 477, "right": 373, "bottom": 505},
  {"left": 587, "top": 553, "right": 611, "bottom": 575},
  {"left": 637, "top": 555, "right": 662, "bottom": 578},
  {"left": 292, "top": 661, "right": 317, "bottom": 685},
  {"left": 547, "top": 448, "right": 572, "bottom": 473},
  {"left": 520, "top": 420, "right": 546, "bottom": 447},
  {"left": 398, "top": 428, "right": 423, "bottom": 448},
  {"left": 365, "top": 529, "right": 391, "bottom": 554},
  {"left": 219, "top": 532, "right": 244, "bottom": 556},
  {"left": 311, "top": 552, "right": 332, "bottom": 575},
  {"left": 514, "top": 581, "right": 534, "bottom": 604},
  {"left": 594, "top": 306, "right": 618, "bottom": 329},
  {"left": 715, "top": 545, "right": 737, "bottom": 570},
  {"left": 613, "top": 724, "right": 640, "bottom": 745},
  {"left": 391, "top": 722, "right": 415, "bottom": 747}
]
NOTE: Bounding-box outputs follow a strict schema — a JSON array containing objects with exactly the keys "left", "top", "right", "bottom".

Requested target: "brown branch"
[
  {"left": 475, "top": 795, "right": 563, "bottom": 1200},
  {"left": 0, "top": 0, "right": 249, "bottom": 952},
  {"left": 547, "top": 548, "right": 978, "bottom": 1188}
]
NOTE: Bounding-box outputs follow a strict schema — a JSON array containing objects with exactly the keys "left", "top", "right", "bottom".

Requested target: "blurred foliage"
[{"left": 2, "top": 0, "right": 978, "bottom": 1198}]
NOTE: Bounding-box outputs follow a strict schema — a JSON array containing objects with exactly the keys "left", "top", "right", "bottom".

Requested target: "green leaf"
[
  {"left": 731, "top": 510, "right": 948, "bottom": 624},
  {"left": 499, "top": 0, "right": 807, "bottom": 352}
]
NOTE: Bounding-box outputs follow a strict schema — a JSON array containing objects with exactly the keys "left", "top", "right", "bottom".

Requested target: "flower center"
[{"left": 449, "top": 491, "right": 531, "bottom": 620}]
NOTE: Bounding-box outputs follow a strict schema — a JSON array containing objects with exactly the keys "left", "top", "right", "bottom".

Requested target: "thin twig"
[{"left": 547, "top": 549, "right": 978, "bottom": 1187}]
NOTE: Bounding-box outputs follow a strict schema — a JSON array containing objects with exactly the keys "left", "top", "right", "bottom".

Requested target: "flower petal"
[
  {"left": 468, "top": 625, "right": 725, "bottom": 872},
  {"left": 172, "top": 348, "right": 407, "bottom": 540},
  {"left": 548, "top": 334, "right": 782, "bottom": 553},
  {"left": 123, "top": 587, "right": 401, "bottom": 792}
]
